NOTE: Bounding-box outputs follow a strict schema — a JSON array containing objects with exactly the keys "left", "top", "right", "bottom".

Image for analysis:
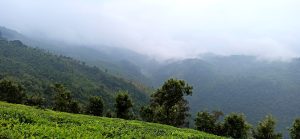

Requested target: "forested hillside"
[
  {"left": 0, "top": 38, "right": 149, "bottom": 110},
  {"left": 0, "top": 26, "right": 154, "bottom": 86},
  {"left": 150, "top": 55, "right": 300, "bottom": 136}
]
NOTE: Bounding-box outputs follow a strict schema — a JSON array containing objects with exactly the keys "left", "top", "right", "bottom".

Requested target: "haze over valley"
[{"left": 1, "top": 0, "right": 300, "bottom": 138}]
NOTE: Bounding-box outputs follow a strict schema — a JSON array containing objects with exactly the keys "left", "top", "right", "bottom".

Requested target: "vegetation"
[
  {"left": 195, "top": 111, "right": 223, "bottom": 135},
  {"left": 115, "top": 92, "right": 133, "bottom": 120},
  {"left": 222, "top": 113, "right": 251, "bottom": 139},
  {"left": 0, "top": 101, "right": 224, "bottom": 139},
  {"left": 86, "top": 96, "right": 104, "bottom": 116},
  {"left": 289, "top": 118, "right": 300, "bottom": 139},
  {"left": 253, "top": 115, "right": 282, "bottom": 139},
  {"left": 25, "top": 94, "right": 45, "bottom": 107},
  {"left": 0, "top": 38, "right": 148, "bottom": 111},
  {"left": 52, "top": 84, "right": 80, "bottom": 113},
  {"left": 1, "top": 33, "right": 300, "bottom": 138},
  {"left": 0, "top": 79, "right": 25, "bottom": 104},
  {"left": 140, "top": 78, "right": 192, "bottom": 127},
  {"left": 149, "top": 56, "right": 300, "bottom": 137},
  {"left": 3, "top": 27, "right": 300, "bottom": 137}
]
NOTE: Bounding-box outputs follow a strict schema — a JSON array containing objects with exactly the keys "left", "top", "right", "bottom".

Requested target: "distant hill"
[
  {"left": 0, "top": 38, "right": 149, "bottom": 111},
  {"left": 150, "top": 55, "right": 300, "bottom": 137},
  {"left": 0, "top": 26, "right": 155, "bottom": 86}
]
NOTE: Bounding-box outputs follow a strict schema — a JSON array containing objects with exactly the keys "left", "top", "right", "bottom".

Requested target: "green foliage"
[
  {"left": 149, "top": 56, "right": 300, "bottom": 137},
  {"left": 141, "top": 78, "right": 193, "bottom": 127},
  {"left": 25, "top": 95, "right": 45, "bottom": 108},
  {"left": 195, "top": 111, "right": 223, "bottom": 135},
  {"left": 86, "top": 96, "right": 104, "bottom": 116},
  {"left": 115, "top": 91, "right": 133, "bottom": 120},
  {"left": 105, "top": 109, "right": 114, "bottom": 118},
  {"left": 289, "top": 118, "right": 300, "bottom": 139},
  {"left": 52, "top": 84, "right": 80, "bottom": 113},
  {"left": 0, "top": 101, "right": 225, "bottom": 139},
  {"left": 140, "top": 105, "right": 155, "bottom": 122},
  {"left": 0, "top": 79, "right": 25, "bottom": 104},
  {"left": 69, "top": 100, "right": 81, "bottom": 114},
  {"left": 253, "top": 115, "right": 282, "bottom": 139},
  {"left": 0, "top": 39, "right": 149, "bottom": 111},
  {"left": 223, "top": 113, "right": 251, "bottom": 139},
  {"left": 53, "top": 84, "right": 72, "bottom": 112}
]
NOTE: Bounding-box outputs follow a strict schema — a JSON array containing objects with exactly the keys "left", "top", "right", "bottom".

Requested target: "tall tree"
[
  {"left": 290, "top": 118, "right": 300, "bottom": 139},
  {"left": 223, "top": 113, "right": 251, "bottom": 139},
  {"left": 253, "top": 115, "right": 282, "bottom": 139},
  {"left": 53, "top": 84, "right": 72, "bottom": 112},
  {"left": 52, "top": 84, "right": 80, "bottom": 113},
  {"left": 140, "top": 78, "right": 193, "bottom": 127},
  {"left": 86, "top": 96, "right": 104, "bottom": 116},
  {"left": 0, "top": 79, "right": 26, "bottom": 104},
  {"left": 115, "top": 91, "right": 133, "bottom": 119}
]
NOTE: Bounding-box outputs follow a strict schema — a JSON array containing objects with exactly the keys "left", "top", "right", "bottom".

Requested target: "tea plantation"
[{"left": 0, "top": 101, "right": 225, "bottom": 139}]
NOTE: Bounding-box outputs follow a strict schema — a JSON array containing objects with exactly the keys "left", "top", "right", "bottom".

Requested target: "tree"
[
  {"left": 195, "top": 111, "right": 223, "bottom": 134},
  {"left": 53, "top": 84, "right": 72, "bottom": 112},
  {"left": 105, "top": 109, "right": 114, "bottom": 118},
  {"left": 52, "top": 84, "right": 80, "bottom": 113},
  {"left": 0, "top": 79, "right": 26, "bottom": 104},
  {"left": 115, "top": 91, "right": 133, "bottom": 119},
  {"left": 223, "top": 113, "right": 251, "bottom": 139},
  {"left": 25, "top": 95, "right": 45, "bottom": 108},
  {"left": 290, "top": 118, "right": 300, "bottom": 139},
  {"left": 140, "top": 78, "right": 193, "bottom": 127},
  {"left": 69, "top": 100, "right": 81, "bottom": 114},
  {"left": 86, "top": 96, "right": 104, "bottom": 116},
  {"left": 140, "top": 106, "right": 155, "bottom": 122},
  {"left": 253, "top": 115, "right": 282, "bottom": 139}
]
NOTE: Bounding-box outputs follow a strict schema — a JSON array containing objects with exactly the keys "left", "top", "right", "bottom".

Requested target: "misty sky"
[{"left": 1, "top": 0, "right": 300, "bottom": 60}]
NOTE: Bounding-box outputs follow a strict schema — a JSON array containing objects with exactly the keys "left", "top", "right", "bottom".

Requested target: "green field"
[{"left": 0, "top": 101, "right": 225, "bottom": 139}]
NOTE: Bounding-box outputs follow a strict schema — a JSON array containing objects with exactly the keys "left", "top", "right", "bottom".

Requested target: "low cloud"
[{"left": 1, "top": 0, "right": 300, "bottom": 60}]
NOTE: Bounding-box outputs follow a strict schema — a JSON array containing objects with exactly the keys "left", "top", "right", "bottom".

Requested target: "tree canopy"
[
  {"left": 290, "top": 118, "right": 300, "bottom": 139},
  {"left": 141, "top": 78, "right": 193, "bottom": 127},
  {"left": 253, "top": 115, "right": 282, "bottom": 139},
  {"left": 0, "top": 79, "right": 25, "bottom": 104},
  {"left": 223, "top": 113, "right": 251, "bottom": 139},
  {"left": 86, "top": 96, "right": 104, "bottom": 116},
  {"left": 115, "top": 91, "right": 133, "bottom": 120}
]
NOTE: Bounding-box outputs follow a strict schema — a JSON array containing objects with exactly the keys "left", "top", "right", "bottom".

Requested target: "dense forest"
[{"left": 0, "top": 37, "right": 149, "bottom": 112}]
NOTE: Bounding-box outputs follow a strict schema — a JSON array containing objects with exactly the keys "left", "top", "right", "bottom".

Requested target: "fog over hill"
[
  {"left": 1, "top": 26, "right": 300, "bottom": 137},
  {"left": 1, "top": 0, "right": 300, "bottom": 61},
  {"left": 1, "top": 0, "right": 300, "bottom": 137}
]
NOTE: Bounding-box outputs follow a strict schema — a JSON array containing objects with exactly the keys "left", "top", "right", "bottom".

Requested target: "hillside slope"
[
  {"left": 0, "top": 38, "right": 149, "bottom": 110},
  {"left": 0, "top": 26, "right": 154, "bottom": 86},
  {"left": 150, "top": 56, "right": 300, "bottom": 136},
  {"left": 0, "top": 101, "right": 224, "bottom": 139}
]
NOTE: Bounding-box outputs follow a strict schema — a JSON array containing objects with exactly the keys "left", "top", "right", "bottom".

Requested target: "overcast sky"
[{"left": 0, "top": 0, "right": 300, "bottom": 60}]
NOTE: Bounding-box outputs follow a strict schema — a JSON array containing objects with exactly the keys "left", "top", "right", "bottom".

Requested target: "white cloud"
[{"left": 0, "top": 0, "right": 300, "bottom": 60}]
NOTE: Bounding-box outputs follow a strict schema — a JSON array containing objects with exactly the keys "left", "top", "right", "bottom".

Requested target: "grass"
[{"left": 0, "top": 101, "right": 225, "bottom": 139}]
